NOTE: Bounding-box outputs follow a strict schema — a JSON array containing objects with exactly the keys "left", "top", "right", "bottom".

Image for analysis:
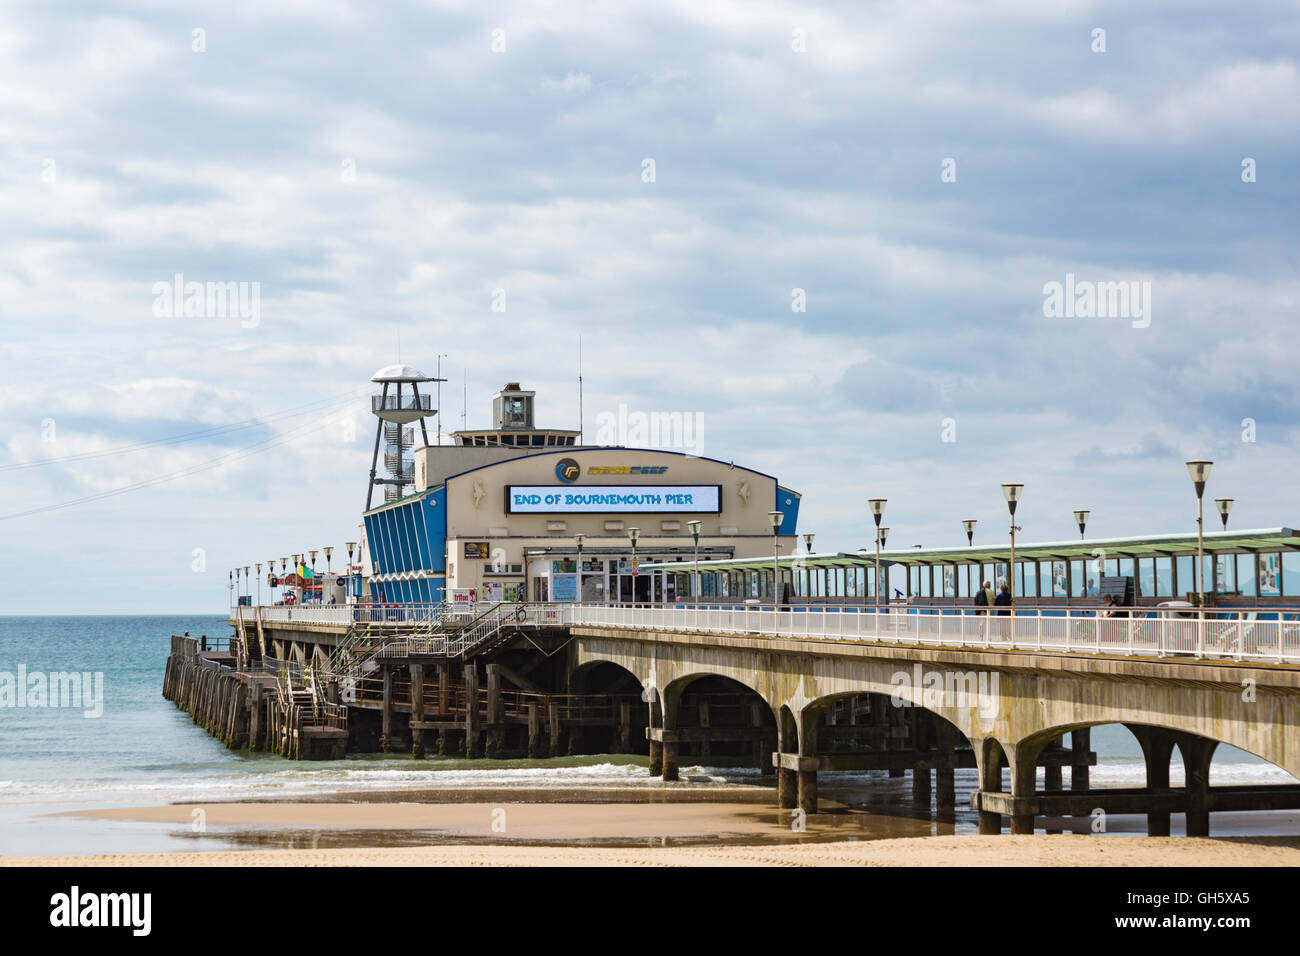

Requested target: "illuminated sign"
[
  {"left": 586, "top": 465, "right": 668, "bottom": 476},
  {"left": 506, "top": 485, "right": 721, "bottom": 514}
]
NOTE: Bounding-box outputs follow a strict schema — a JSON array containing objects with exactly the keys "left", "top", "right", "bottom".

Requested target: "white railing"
[
  {"left": 238, "top": 601, "right": 1300, "bottom": 664},
  {"left": 256, "top": 603, "right": 446, "bottom": 626},
  {"left": 564, "top": 603, "right": 1300, "bottom": 664}
]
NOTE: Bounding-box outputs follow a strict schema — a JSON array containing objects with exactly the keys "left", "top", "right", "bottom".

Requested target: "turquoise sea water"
[{"left": 0, "top": 615, "right": 1294, "bottom": 855}]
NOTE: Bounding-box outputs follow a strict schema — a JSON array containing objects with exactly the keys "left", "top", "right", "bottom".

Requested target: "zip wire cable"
[
  {"left": 0, "top": 386, "right": 370, "bottom": 472},
  {"left": 0, "top": 413, "right": 344, "bottom": 521}
]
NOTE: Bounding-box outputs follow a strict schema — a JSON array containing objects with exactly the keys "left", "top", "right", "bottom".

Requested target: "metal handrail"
[{"left": 563, "top": 602, "right": 1300, "bottom": 664}]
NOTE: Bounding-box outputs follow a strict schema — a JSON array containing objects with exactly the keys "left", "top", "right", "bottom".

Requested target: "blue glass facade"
[{"left": 363, "top": 489, "right": 447, "bottom": 603}]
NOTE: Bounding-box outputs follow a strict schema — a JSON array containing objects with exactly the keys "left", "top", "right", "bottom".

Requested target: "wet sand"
[{"left": 8, "top": 800, "right": 1299, "bottom": 865}]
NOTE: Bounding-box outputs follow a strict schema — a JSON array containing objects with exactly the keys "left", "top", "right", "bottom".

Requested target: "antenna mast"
[{"left": 578, "top": 333, "right": 584, "bottom": 445}]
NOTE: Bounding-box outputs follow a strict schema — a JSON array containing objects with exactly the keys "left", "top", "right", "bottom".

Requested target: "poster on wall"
[
  {"left": 481, "top": 581, "right": 503, "bottom": 602},
  {"left": 463, "top": 542, "right": 489, "bottom": 559},
  {"left": 450, "top": 588, "right": 478, "bottom": 608},
  {"left": 552, "top": 574, "right": 578, "bottom": 602},
  {"left": 504, "top": 583, "right": 521, "bottom": 602},
  {"left": 942, "top": 566, "right": 955, "bottom": 597},
  {"left": 1260, "top": 554, "right": 1281, "bottom": 596},
  {"left": 1052, "top": 561, "right": 1067, "bottom": 597},
  {"left": 552, "top": 558, "right": 577, "bottom": 574}
]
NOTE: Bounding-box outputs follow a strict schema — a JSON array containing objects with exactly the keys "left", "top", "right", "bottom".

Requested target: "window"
[
  {"left": 1049, "top": 561, "right": 1067, "bottom": 597},
  {"left": 1214, "top": 554, "right": 1236, "bottom": 594},
  {"left": 1236, "top": 554, "right": 1256, "bottom": 596},
  {"left": 1118, "top": 558, "right": 1134, "bottom": 581},
  {"left": 957, "top": 564, "right": 971, "bottom": 598},
  {"left": 919, "top": 566, "right": 931, "bottom": 598},
  {"left": 1022, "top": 561, "right": 1037, "bottom": 599},
  {"left": 1070, "top": 559, "right": 1085, "bottom": 597},
  {"left": 1154, "top": 557, "right": 1173, "bottom": 596},
  {"left": 1176, "top": 556, "right": 1194, "bottom": 597},
  {"left": 1139, "top": 559, "right": 1155, "bottom": 598},
  {"left": 1282, "top": 553, "right": 1300, "bottom": 597}
]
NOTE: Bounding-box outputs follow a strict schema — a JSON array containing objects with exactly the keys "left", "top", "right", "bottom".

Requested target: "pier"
[{"left": 160, "top": 598, "right": 1300, "bottom": 836}]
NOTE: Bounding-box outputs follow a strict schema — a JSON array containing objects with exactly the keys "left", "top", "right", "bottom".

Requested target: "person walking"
[{"left": 994, "top": 583, "right": 1012, "bottom": 639}]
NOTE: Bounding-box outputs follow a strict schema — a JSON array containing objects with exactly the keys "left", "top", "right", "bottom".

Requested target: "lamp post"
[
  {"left": 801, "top": 532, "right": 814, "bottom": 601},
  {"left": 868, "top": 499, "right": 887, "bottom": 612},
  {"left": 1215, "top": 498, "right": 1233, "bottom": 531},
  {"left": 628, "top": 528, "right": 640, "bottom": 605},
  {"left": 243, "top": 566, "right": 250, "bottom": 603},
  {"left": 574, "top": 533, "right": 584, "bottom": 603},
  {"left": 256, "top": 563, "right": 262, "bottom": 606},
  {"left": 687, "top": 520, "right": 702, "bottom": 600},
  {"left": 1001, "top": 484, "right": 1023, "bottom": 613},
  {"left": 962, "top": 519, "right": 976, "bottom": 546},
  {"left": 229, "top": 570, "right": 234, "bottom": 608},
  {"left": 768, "top": 511, "right": 783, "bottom": 611},
  {"left": 324, "top": 546, "right": 333, "bottom": 574},
  {"left": 345, "top": 541, "right": 357, "bottom": 604},
  {"left": 309, "top": 550, "right": 318, "bottom": 574},
  {"left": 1074, "top": 509, "right": 1090, "bottom": 540},
  {"left": 1186, "top": 460, "right": 1213, "bottom": 606},
  {"left": 877, "top": 527, "right": 889, "bottom": 602}
]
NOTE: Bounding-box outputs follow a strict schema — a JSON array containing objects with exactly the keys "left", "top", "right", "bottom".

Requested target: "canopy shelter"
[
  {"left": 671, "top": 529, "right": 1300, "bottom": 574},
  {"left": 652, "top": 528, "right": 1300, "bottom": 607}
]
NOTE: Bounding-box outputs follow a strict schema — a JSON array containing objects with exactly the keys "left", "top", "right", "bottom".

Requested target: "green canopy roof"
[{"left": 664, "top": 528, "right": 1300, "bottom": 573}]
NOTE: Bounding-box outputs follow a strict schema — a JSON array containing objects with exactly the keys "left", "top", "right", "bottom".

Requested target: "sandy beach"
[
  {"left": 7, "top": 835, "right": 1300, "bottom": 867},
  {"left": 1, "top": 800, "right": 1296, "bottom": 866}
]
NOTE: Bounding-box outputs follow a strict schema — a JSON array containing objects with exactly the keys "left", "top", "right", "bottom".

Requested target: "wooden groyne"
[{"left": 162, "top": 635, "right": 255, "bottom": 750}]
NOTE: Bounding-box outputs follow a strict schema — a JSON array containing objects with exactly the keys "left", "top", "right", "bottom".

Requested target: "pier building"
[{"left": 359, "top": 374, "right": 801, "bottom": 606}]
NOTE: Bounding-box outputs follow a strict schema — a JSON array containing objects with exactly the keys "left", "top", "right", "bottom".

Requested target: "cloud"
[{"left": 0, "top": 0, "right": 1296, "bottom": 610}]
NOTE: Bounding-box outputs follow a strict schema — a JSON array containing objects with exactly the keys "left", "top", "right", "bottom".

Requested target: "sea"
[{"left": 1, "top": 615, "right": 1296, "bottom": 857}]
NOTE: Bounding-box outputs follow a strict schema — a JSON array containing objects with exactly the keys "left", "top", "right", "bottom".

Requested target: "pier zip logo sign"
[{"left": 555, "top": 458, "right": 580, "bottom": 483}]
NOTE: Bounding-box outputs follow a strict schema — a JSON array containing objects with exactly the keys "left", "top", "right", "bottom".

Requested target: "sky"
[{"left": 1, "top": 0, "right": 1297, "bottom": 613}]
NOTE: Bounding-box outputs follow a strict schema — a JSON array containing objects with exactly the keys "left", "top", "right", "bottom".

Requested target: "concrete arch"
[
  {"left": 569, "top": 658, "right": 644, "bottom": 695},
  {"left": 1014, "top": 719, "right": 1288, "bottom": 783}
]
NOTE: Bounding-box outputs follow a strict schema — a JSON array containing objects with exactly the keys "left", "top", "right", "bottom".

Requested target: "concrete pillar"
[
  {"left": 777, "top": 765, "right": 797, "bottom": 809},
  {"left": 935, "top": 723, "right": 955, "bottom": 814},
  {"left": 797, "top": 770, "right": 818, "bottom": 814},
  {"left": 977, "top": 741, "right": 1003, "bottom": 835},
  {"left": 410, "top": 663, "right": 425, "bottom": 758},
  {"left": 1130, "top": 725, "right": 1176, "bottom": 837},
  {"left": 1009, "top": 743, "right": 1040, "bottom": 835},
  {"left": 912, "top": 761, "right": 932, "bottom": 810},
  {"left": 1042, "top": 737, "right": 1063, "bottom": 833},
  {"left": 1178, "top": 733, "right": 1218, "bottom": 838},
  {"left": 662, "top": 740, "right": 680, "bottom": 782},
  {"left": 648, "top": 738, "right": 663, "bottom": 776},
  {"left": 1071, "top": 728, "right": 1091, "bottom": 791},
  {"left": 437, "top": 663, "right": 448, "bottom": 716},
  {"left": 753, "top": 702, "right": 774, "bottom": 775}
]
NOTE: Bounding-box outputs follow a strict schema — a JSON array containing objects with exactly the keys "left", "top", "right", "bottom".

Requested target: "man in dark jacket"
[{"left": 994, "top": 584, "right": 1012, "bottom": 616}]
